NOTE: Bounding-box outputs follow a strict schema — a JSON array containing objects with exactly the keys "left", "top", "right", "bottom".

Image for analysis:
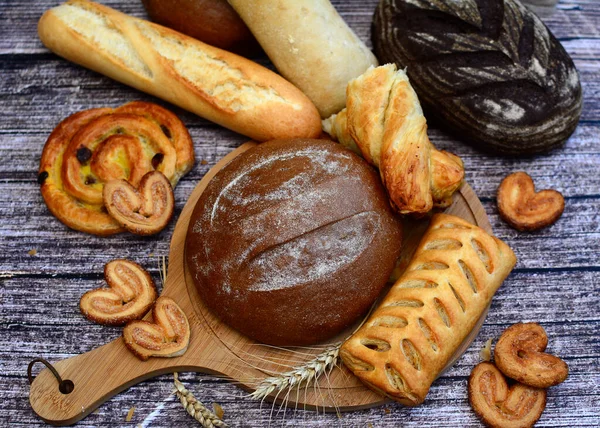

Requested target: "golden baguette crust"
[
  {"left": 340, "top": 214, "right": 517, "bottom": 405},
  {"left": 37, "top": 0, "right": 321, "bottom": 141}
]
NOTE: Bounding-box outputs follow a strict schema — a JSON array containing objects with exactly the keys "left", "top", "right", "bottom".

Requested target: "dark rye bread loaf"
[
  {"left": 185, "top": 139, "right": 402, "bottom": 346},
  {"left": 372, "top": 0, "right": 583, "bottom": 155}
]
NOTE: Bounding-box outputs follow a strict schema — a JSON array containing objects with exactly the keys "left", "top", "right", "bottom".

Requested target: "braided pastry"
[
  {"left": 38, "top": 101, "right": 194, "bottom": 235},
  {"left": 340, "top": 214, "right": 516, "bottom": 405},
  {"left": 323, "top": 64, "right": 464, "bottom": 215}
]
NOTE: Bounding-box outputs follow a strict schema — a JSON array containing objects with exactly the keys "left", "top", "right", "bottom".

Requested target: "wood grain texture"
[
  {"left": 25, "top": 143, "right": 492, "bottom": 425},
  {"left": 1, "top": 0, "right": 599, "bottom": 426}
]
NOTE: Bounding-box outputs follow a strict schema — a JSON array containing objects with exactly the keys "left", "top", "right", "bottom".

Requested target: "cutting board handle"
[
  {"left": 28, "top": 143, "right": 260, "bottom": 426},
  {"left": 28, "top": 335, "right": 195, "bottom": 426}
]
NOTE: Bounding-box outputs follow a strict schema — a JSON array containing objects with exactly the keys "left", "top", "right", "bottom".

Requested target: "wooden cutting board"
[{"left": 28, "top": 142, "right": 492, "bottom": 425}]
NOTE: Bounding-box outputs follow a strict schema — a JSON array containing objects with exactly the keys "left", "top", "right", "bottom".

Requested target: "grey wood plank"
[
  {"left": 3, "top": 56, "right": 599, "bottom": 129},
  {"left": 1, "top": 0, "right": 599, "bottom": 426},
  {"left": 3, "top": 327, "right": 598, "bottom": 427},
  {"left": 0, "top": 0, "right": 599, "bottom": 54},
  {"left": 2, "top": 188, "right": 599, "bottom": 273}
]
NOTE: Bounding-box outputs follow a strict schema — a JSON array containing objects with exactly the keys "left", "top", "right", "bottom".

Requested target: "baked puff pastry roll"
[
  {"left": 323, "top": 64, "right": 464, "bottom": 215},
  {"left": 38, "top": 101, "right": 194, "bottom": 235},
  {"left": 340, "top": 214, "right": 516, "bottom": 405}
]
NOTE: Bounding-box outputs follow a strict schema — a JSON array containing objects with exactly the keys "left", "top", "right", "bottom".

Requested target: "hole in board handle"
[{"left": 27, "top": 357, "right": 75, "bottom": 395}]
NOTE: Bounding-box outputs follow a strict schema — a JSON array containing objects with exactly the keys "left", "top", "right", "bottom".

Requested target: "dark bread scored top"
[
  {"left": 185, "top": 139, "right": 403, "bottom": 346},
  {"left": 372, "top": 0, "right": 582, "bottom": 155}
]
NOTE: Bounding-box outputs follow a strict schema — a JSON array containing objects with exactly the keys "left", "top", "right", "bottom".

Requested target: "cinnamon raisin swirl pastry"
[{"left": 38, "top": 101, "right": 194, "bottom": 235}]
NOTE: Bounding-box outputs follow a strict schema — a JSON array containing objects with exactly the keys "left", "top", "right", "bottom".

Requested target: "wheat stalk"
[
  {"left": 250, "top": 343, "right": 341, "bottom": 401},
  {"left": 158, "top": 255, "right": 167, "bottom": 288},
  {"left": 173, "top": 373, "right": 227, "bottom": 428}
]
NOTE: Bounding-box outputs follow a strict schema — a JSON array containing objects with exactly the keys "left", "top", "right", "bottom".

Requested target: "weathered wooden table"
[{"left": 1, "top": 0, "right": 599, "bottom": 426}]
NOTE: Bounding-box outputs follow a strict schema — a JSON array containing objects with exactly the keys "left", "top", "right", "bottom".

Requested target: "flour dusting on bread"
[{"left": 53, "top": 3, "right": 151, "bottom": 78}]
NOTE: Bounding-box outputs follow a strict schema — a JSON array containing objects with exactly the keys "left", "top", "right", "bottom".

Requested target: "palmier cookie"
[
  {"left": 497, "top": 172, "right": 564, "bottom": 231},
  {"left": 495, "top": 323, "right": 568, "bottom": 389},
  {"left": 123, "top": 297, "right": 190, "bottom": 361},
  {"left": 80, "top": 259, "right": 157, "bottom": 326},
  {"left": 469, "top": 362, "right": 546, "bottom": 428},
  {"left": 38, "top": 101, "right": 194, "bottom": 235},
  {"left": 104, "top": 171, "right": 174, "bottom": 235}
]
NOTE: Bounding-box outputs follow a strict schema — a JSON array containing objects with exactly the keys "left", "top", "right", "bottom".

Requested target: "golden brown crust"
[
  {"left": 469, "top": 362, "right": 546, "bottom": 428},
  {"left": 38, "top": 0, "right": 321, "bottom": 141},
  {"left": 141, "top": 0, "right": 260, "bottom": 55},
  {"left": 80, "top": 259, "right": 157, "bottom": 326},
  {"left": 123, "top": 297, "right": 190, "bottom": 361},
  {"left": 38, "top": 101, "right": 192, "bottom": 235},
  {"left": 495, "top": 323, "right": 568, "bottom": 388},
  {"left": 324, "top": 64, "right": 464, "bottom": 215},
  {"left": 497, "top": 172, "right": 564, "bottom": 231},
  {"left": 103, "top": 171, "right": 174, "bottom": 236},
  {"left": 340, "top": 214, "right": 516, "bottom": 405},
  {"left": 228, "top": 0, "right": 378, "bottom": 118}
]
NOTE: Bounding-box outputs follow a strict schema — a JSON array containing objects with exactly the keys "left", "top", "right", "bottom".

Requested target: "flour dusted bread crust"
[
  {"left": 372, "top": 0, "right": 582, "bottom": 155},
  {"left": 37, "top": 0, "right": 321, "bottom": 141},
  {"left": 229, "top": 0, "right": 378, "bottom": 118},
  {"left": 340, "top": 214, "right": 516, "bottom": 405},
  {"left": 185, "top": 139, "right": 403, "bottom": 346}
]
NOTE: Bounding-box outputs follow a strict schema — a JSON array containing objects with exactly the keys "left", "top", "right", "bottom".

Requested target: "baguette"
[
  {"left": 38, "top": 0, "right": 321, "bottom": 141},
  {"left": 228, "top": 0, "right": 378, "bottom": 118}
]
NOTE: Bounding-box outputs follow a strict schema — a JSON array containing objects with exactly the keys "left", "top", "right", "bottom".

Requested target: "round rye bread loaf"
[
  {"left": 185, "top": 139, "right": 402, "bottom": 345},
  {"left": 372, "top": 0, "right": 583, "bottom": 155}
]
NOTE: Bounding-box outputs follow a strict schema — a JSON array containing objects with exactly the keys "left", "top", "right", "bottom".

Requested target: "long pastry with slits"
[{"left": 340, "top": 214, "right": 516, "bottom": 405}]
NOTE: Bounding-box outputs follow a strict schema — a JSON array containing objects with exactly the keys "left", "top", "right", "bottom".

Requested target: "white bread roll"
[
  {"left": 37, "top": 0, "right": 322, "bottom": 141},
  {"left": 228, "top": 0, "right": 378, "bottom": 118}
]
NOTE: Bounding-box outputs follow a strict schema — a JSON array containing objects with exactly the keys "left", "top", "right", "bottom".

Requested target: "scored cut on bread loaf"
[
  {"left": 185, "top": 138, "right": 403, "bottom": 346},
  {"left": 37, "top": 0, "right": 322, "bottom": 141},
  {"left": 372, "top": 0, "right": 582, "bottom": 155}
]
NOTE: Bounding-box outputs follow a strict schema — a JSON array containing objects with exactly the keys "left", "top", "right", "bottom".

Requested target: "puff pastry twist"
[
  {"left": 103, "top": 171, "right": 174, "bottom": 235},
  {"left": 340, "top": 214, "right": 516, "bottom": 405},
  {"left": 495, "top": 323, "right": 568, "bottom": 388},
  {"left": 123, "top": 296, "right": 190, "bottom": 361},
  {"left": 469, "top": 362, "right": 546, "bottom": 428},
  {"left": 38, "top": 101, "right": 194, "bottom": 235},
  {"left": 80, "top": 259, "right": 157, "bottom": 325},
  {"left": 323, "top": 64, "right": 464, "bottom": 215}
]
